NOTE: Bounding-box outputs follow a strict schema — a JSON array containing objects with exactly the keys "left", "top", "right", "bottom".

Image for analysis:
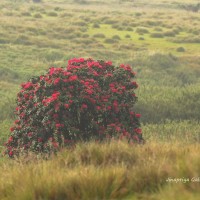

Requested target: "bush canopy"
[{"left": 5, "top": 58, "right": 143, "bottom": 157}]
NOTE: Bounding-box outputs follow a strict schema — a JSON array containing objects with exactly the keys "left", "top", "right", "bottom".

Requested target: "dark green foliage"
[
  {"left": 93, "top": 33, "right": 106, "bottom": 38},
  {"left": 138, "top": 37, "right": 145, "bottom": 40},
  {"left": 32, "top": 0, "right": 42, "bottom": 3},
  {"left": 33, "top": 13, "right": 42, "bottom": 18},
  {"left": 136, "top": 28, "right": 149, "bottom": 34},
  {"left": 176, "top": 47, "right": 185, "bottom": 52},
  {"left": 47, "top": 12, "right": 58, "bottom": 17},
  {"left": 112, "top": 35, "right": 121, "bottom": 40},
  {"left": 74, "top": 0, "right": 88, "bottom": 4},
  {"left": 21, "top": 12, "right": 31, "bottom": 16},
  {"left": 126, "top": 27, "right": 133, "bottom": 31},
  {"left": 178, "top": 3, "right": 200, "bottom": 12},
  {"left": 170, "top": 36, "right": 200, "bottom": 43},
  {"left": 104, "top": 38, "right": 118, "bottom": 44},
  {"left": 150, "top": 32, "right": 164, "bottom": 38},
  {"left": 154, "top": 27, "right": 163, "bottom": 32},
  {"left": 125, "top": 34, "right": 131, "bottom": 38},
  {"left": 93, "top": 23, "right": 100, "bottom": 28},
  {"left": 163, "top": 31, "right": 176, "bottom": 37}
]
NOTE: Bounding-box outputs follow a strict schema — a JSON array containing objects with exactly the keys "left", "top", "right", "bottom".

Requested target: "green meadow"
[{"left": 0, "top": 0, "right": 200, "bottom": 199}]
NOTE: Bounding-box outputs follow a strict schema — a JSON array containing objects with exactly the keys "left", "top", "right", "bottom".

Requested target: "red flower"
[
  {"left": 9, "top": 151, "right": 13, "bottom": 157},
  {"left": 113, "top": 100, "right": 119, "bottom": 113},
  {"left": 86, "top": 89, "right": 93, "bottom": 95},
  {"left": 24, "top": 94, "right": 29, "bottom": 99},
  {"left": 96, "top": 106, "right": 101, "bottom": 110},
  {"left": 84, "top": 81, "right": 90, "bottom": 86},
  {"left": 56, "top": 124, "right": 64, "bottom": 128},
  {"left": 133, "top": 135, "right": 139, "bottom": 141},
  {"left": 52, "top": 92, "right": 60, "bottom": 99},
  {"left": 103, "top": 98, "right": 108, "bottom": 102},
  {"left": 135, "top": 113, "right": 141, "bottom": 118},
  {"left": 109, "top": 83, "right": 115, "bottom": 88},
  {"left": 115, "top": 126, "right": 121, "bottom": 132},
  {"left": 105, "top": 73, "right": 113, "bottom": 77},
  {"left": 19, "top": 113, "right": 25, "bottom": 118},
  {"left": 113, "top": 100, "right": 118, "bottom": 107},
  {"left": 28, "top": 132, "right": 33, "bottom": 137},
  {"left": 88, "top": 98, "right": 96, "bottom": 104},
  {"left": 108, "top": 123, "right": 115, "bottom": 127},
  {"left": 63, "top": 71, "right": 72, "bottom": 76},
  {"left": 52, "top": 142, "right": 59, "bottom": 148},
  {"left": 69, "top": 100, "right": 73, "bottom": 104},
  {"left": 123, "top": 131, "right": 128, "bottom": 136},
  {"left": 81, "top": 104, "right": 88, "bottom": 109},
  {"left": 69, "top": 86, "right": 74, "bottom": 89},
  {"left": 111, "top": 88, "right": 118, "bottom": 93},
  {"left": 134, "top": 128, "right": 142, "bottom": 134},
  {"left": 53, "top": 114, "right": 58, "bottom": 118},
  {"left": 87, "top": 61, "right": 101, "bottom": 68},
  {"left": 8, "top": 136, "right": 13, "bottom": 143},
  {"left": 93, "top": 71, "right": 99, "bottom": 76},
  {"left": 121, "top": 86, "right": 126, "bottom": 90},
  {"left": 10, "top": 127, "right": 15, "bottom": 132},
  {"left": 21, "top": 82, "right": 33, "bottom": 89},
  {"left": 14, "top": 120, "right": 20, "bottom": 124},
  {"left": 49, "top": 67, "right": 55, "bottom": 75},
  {"left": 54, "top": 103, "right": 60, "bottom": 111},
  {"left": 68, "top": 75, "right": 78, "bottom": 82},
  {"left": 105, "top": 61, "right": 112, "bottom": 66},
  {"left": 131, "top": 81, "right": 138, "bottom": 88},
  {"left": 54, "top": 78, "right": 60, "bottom": 85},
  {"left": 68, "top": 58, "right": 85, "bottom": 65},
  {"left": 38, "top": 138, "right": 43, "bottom": 142},
  {"left": 64, "top": 104, "right": 70, "bottom": 109},
  {"left": 107, "top": 106, "right": 112, "bottom": 110}
]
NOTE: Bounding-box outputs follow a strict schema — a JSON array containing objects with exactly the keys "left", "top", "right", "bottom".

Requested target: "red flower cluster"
[{"left": 5, "top": 58, "right": 143, "bottom": 157}]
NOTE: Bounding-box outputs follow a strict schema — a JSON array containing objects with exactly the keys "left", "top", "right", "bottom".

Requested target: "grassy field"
[
  {"left": 0, "top": 0, "right": 200, "bottom": 199},
  {"left": 1, "top": 141, "right": 200, "bottom": 199}
]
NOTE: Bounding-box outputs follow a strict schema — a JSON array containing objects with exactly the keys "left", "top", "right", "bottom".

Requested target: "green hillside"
[{"left": 0, "top": 0, "right": 200, "bottom": 199}]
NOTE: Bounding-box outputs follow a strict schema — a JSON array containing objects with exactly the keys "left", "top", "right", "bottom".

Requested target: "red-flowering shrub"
[{"left": 5, "top": 58, "right": 143, "bottom": 157}]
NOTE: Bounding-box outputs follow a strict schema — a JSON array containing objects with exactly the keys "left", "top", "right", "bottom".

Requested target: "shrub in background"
[
  {"left": 176, "top": 47, "right": 185, "bottom": 52},
  {"left": 5, "top": 58, "right": 143, "bottom": 157},
  {"left": 32, "top": 0, "right": 42, "bottom": 3},
  {"left": 150, "top": 32, "right": 164, "bottom": 38},
  {"left": 136, "top": 28, "right": 149, "bottom": 34}
]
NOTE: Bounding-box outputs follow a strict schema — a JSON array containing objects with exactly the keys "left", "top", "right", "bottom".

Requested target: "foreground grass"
[{"left": 0, "top": 141, "right": 200, "bottom": 200}]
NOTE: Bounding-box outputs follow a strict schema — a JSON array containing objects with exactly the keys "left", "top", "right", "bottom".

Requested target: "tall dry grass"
[{"left": 0, "top": 141, "right": 200, "bottom": 200}]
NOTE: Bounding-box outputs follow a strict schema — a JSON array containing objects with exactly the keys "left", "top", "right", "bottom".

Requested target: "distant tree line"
[
  {"left": 74, "top": 0, "right": 88, "bottom": 4},
  {"left": 32, "top": 0, "right": 42, "bottom": 3},
  {"left": 179, "top": 3, "right": 200, "bottom": 12}
]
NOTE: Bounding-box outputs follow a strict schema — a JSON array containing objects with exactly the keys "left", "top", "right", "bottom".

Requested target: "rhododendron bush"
[{"left": 5, "top": 58, "right": 143, "bottom": 157}]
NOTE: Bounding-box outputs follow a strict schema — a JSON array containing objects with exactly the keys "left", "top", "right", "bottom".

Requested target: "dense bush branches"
[{"left": 5, "top": 58, "right": 143, "bottom": 157}]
